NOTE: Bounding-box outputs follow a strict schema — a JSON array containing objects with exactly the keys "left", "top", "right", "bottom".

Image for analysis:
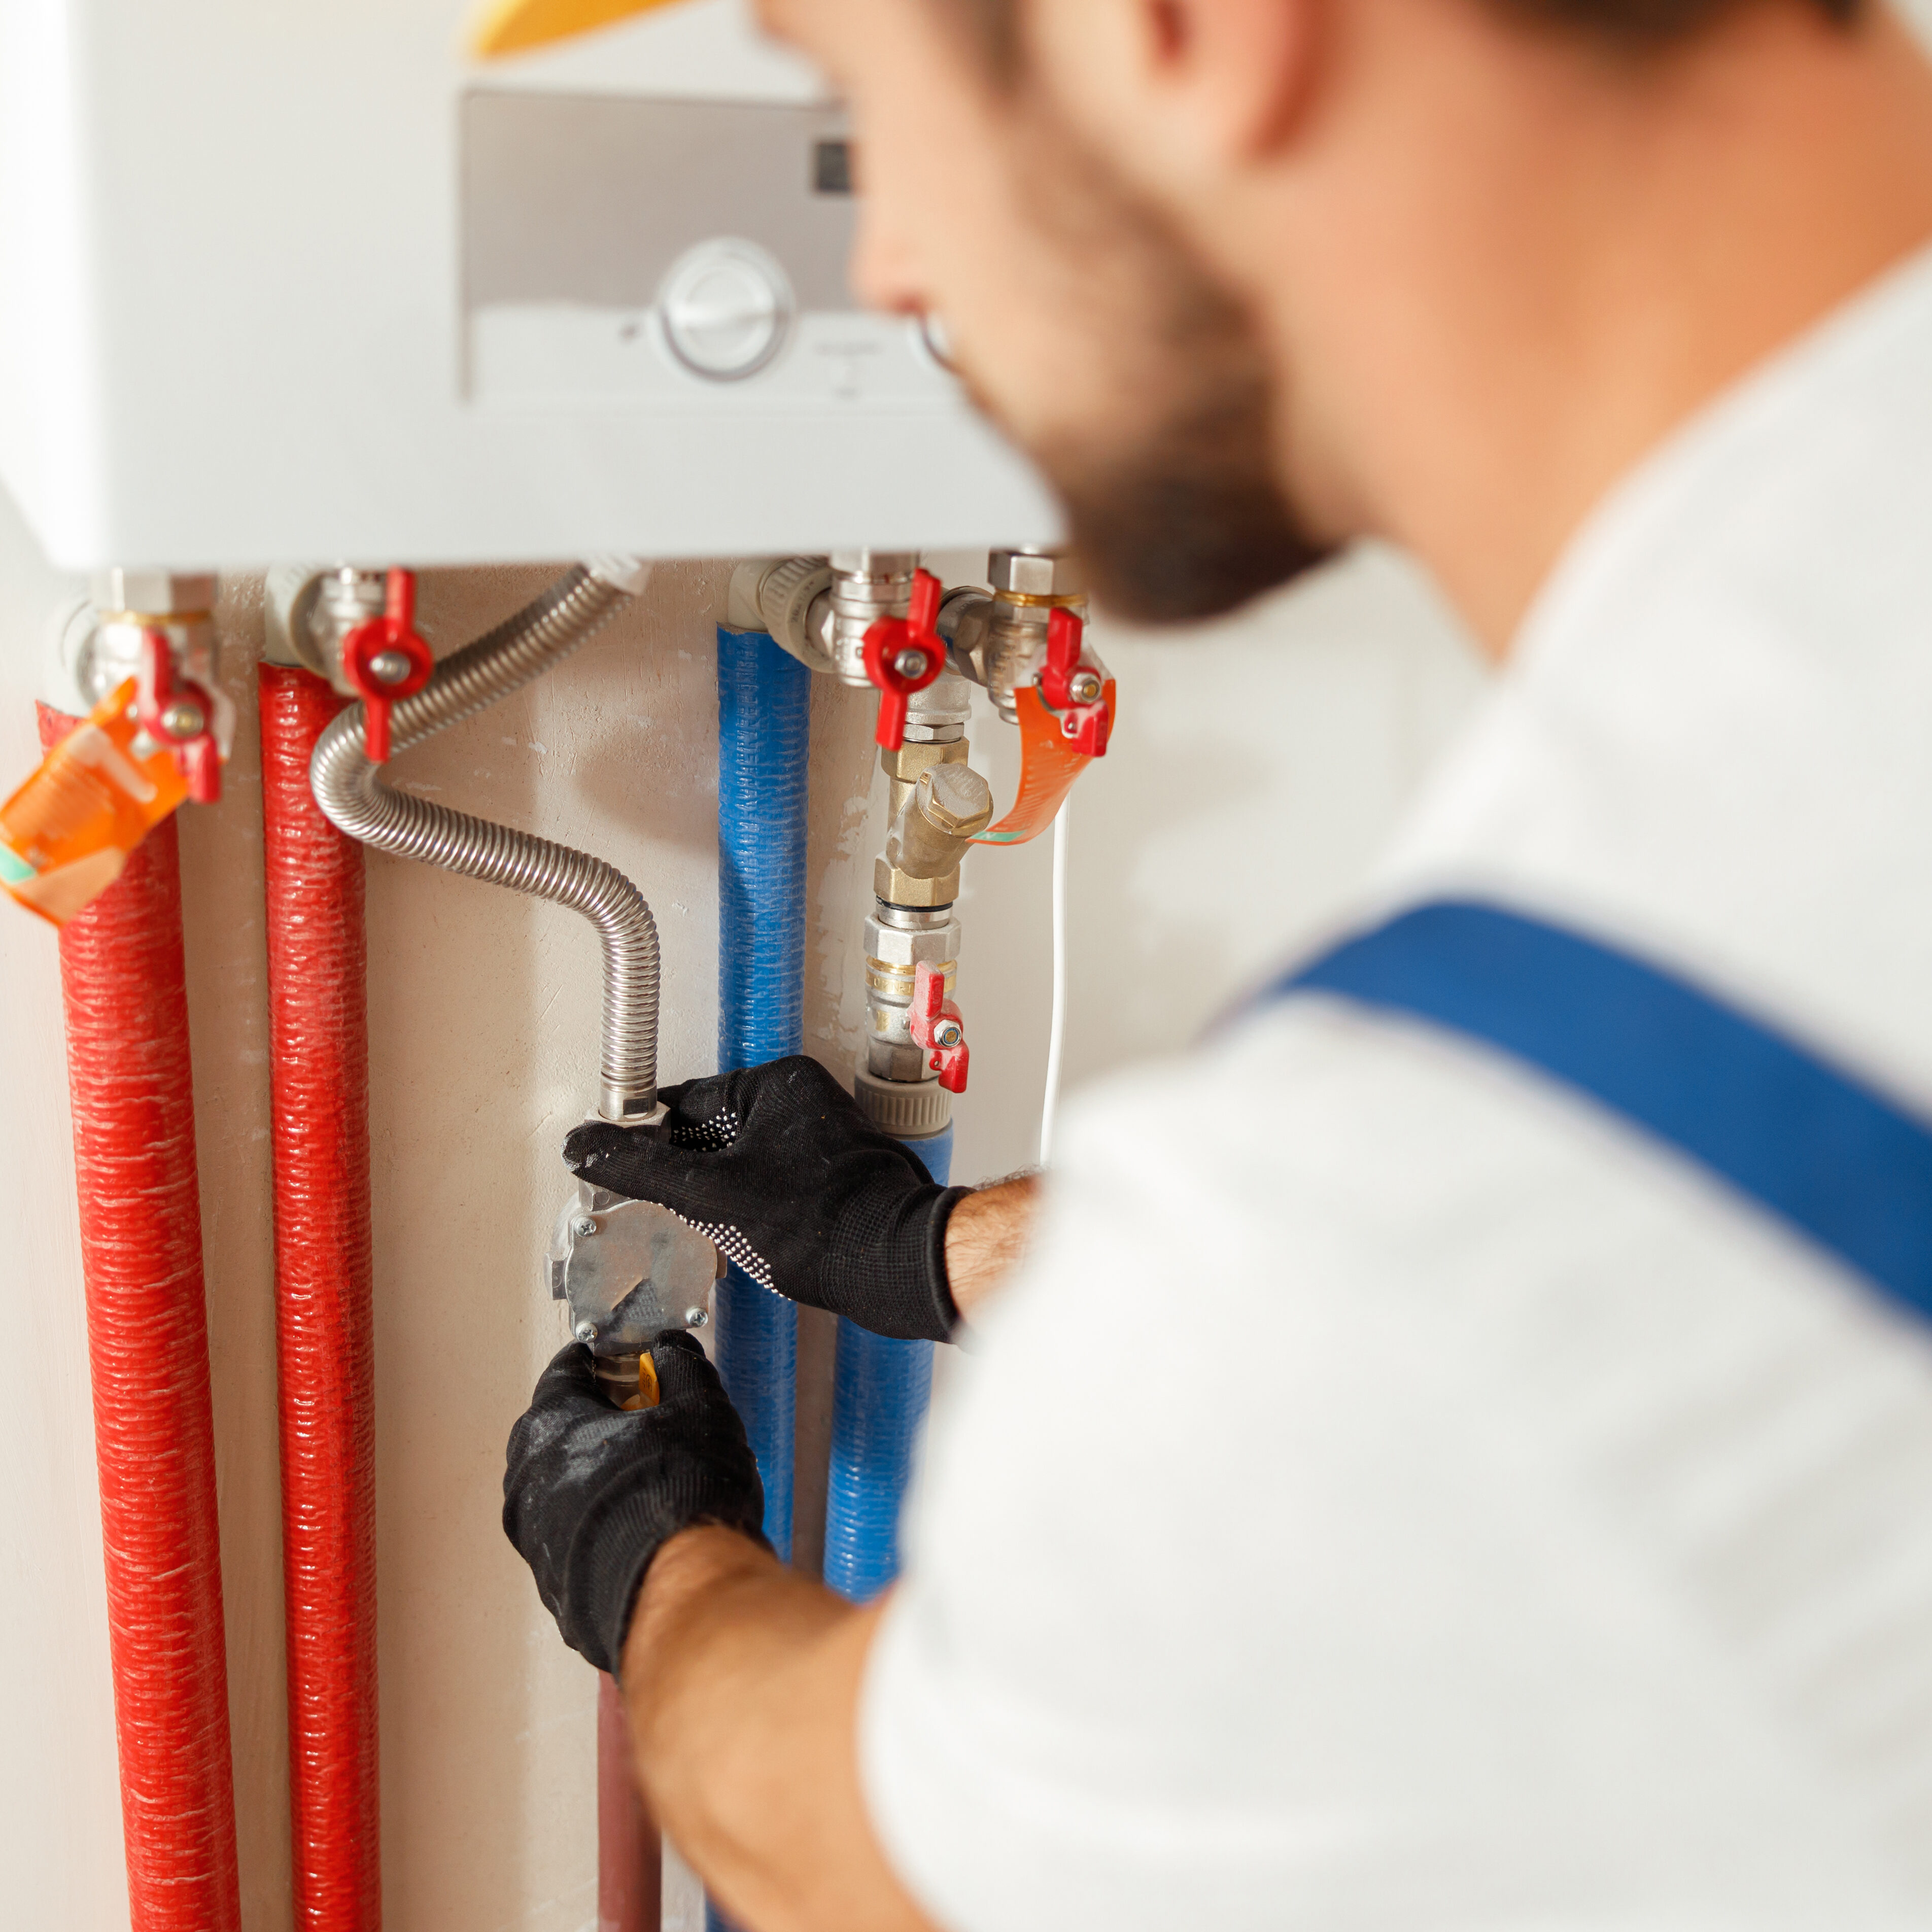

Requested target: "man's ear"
[{"left": 1031, "top": 0, "right": 1324, "bottom": 183}]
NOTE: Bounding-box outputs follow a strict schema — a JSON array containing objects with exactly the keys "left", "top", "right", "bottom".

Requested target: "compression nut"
[
  {"left": 863, "top": 914, "right": 960, "bottom": 973},
  {"left": 988, "top": 548, "right": 1085, "bottom": 599}
]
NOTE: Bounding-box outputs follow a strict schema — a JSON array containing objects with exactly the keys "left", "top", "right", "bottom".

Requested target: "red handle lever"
[
  {"left": 134, "top": 629, "right": 223, "bottom": 804},
  {"left": 1036, "top": 604, "right": 1112, "bottom": 757},
  {"left": 342, "top": 569, "right": 435, "bottom": 764},
  {"left": 862, "top": 569, "right": 947, "bottom": 753},
  {"left": 909, "top": 960, "right": 970, "bottom": 1095},
  {"left": 1039, "top": 605, "right": 1084, "bottom": 708}
]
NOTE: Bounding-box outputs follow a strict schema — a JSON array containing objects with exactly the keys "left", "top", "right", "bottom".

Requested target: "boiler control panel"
[
  {"left": 464, "top": 94, "right": 934, "bottom": 405},
  {"left": 0, "top": 0, "right": 1058, "bottom": 572}
]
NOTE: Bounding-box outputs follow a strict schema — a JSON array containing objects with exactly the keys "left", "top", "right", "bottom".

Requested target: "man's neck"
[{"left": 1265, "top": 0, "right": 1932, "bottom": 656}]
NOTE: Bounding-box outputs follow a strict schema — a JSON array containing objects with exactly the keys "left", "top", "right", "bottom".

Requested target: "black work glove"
[
  {"left": 564, "top": 1055, "right": 970, "bottom": 1343},
  {"left": 502, "top": 1333, "right": 769, "bottom": 1677}
]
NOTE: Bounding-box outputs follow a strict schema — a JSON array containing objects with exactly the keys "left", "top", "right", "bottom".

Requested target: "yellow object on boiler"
[{"left": 469, "top": 0, "right": 685, "bottom": 59}]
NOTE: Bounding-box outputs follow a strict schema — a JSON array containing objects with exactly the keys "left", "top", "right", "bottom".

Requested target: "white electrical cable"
[{"left": 1040, "top": 800, "right": 1070, "bottom": 1167}]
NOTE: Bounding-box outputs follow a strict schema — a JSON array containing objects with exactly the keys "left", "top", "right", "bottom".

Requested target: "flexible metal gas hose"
[{"left": 311, "top": 563, "right": 662, "bottom": 1123}]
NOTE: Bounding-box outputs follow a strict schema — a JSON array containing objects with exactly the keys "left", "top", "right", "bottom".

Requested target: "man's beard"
[
  {"left": 1035, "top": 310, "right": 1331, "bottom": 627},
  {"left": 961, "top": 120, "right": 1333, "bottom": 626}
]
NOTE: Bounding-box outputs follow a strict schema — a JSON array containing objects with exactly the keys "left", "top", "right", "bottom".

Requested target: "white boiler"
[{"left": 0, "top": 0, "right": 1058, "bottom": 572}]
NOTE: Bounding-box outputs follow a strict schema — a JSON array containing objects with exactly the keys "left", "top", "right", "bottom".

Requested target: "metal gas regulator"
[{"left": 547, "top": 1113, "right": 723, "bottom": 1410}]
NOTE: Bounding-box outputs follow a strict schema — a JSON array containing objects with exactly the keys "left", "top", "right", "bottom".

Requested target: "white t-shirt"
[{"left": 860, "top": 244, "right": 1932, "bottom": 1930}]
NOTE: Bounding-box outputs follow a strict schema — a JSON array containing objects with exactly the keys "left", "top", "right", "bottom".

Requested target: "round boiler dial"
[{"left": 658, "top": 240, "right": 795, "bottom": 382}]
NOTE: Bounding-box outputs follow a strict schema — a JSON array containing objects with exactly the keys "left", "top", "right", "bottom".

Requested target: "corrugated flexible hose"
[{"left": 310, "top": 564, "right": 661, "bottom": 1120}]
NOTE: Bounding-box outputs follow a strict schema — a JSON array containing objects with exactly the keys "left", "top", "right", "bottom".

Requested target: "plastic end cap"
[{"left": 582, "top": 556, "right": 653, "bottom": 598}]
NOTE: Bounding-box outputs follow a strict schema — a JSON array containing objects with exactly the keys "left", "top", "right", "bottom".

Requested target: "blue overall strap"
[{"left": 1272, "top": 900, "right": 1932, "bottom": 1319}]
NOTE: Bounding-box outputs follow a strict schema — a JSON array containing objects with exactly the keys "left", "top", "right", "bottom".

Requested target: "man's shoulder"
[
  {"left": 1347, "top": 248, "right": 1932, "bottom": 1116},
  {"left": 1028, "top": 984, "right": 1929, "bottom": 1424}
]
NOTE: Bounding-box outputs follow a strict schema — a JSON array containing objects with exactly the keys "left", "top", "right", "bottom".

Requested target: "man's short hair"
[{"left": 947, "top": 0, "right": 1859, "bottom": 73}]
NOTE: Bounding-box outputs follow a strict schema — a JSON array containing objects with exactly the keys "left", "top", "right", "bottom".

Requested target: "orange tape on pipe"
[{"left": 969, "top": 681, "right": 1118, "bottom": 846}]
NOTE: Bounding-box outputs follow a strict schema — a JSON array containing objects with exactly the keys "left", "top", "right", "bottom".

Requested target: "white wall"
[{"left": 0, "top": 482, "right": 1483, "bottom": 1928}]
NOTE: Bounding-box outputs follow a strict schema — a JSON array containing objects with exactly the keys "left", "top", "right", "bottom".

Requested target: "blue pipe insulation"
[
  {"left": 714, "top": 624, "right": 810, "bottom": 1563},
  {"left": 713, "top": 622, "right": 951, "bottom": 1628},
  {"left": 824, "top": 1124, "right": 952, "bottom": 1603}
]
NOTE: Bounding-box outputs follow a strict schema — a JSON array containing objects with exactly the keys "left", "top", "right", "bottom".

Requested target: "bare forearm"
[
  {"left": 623, "top": 1527, "right": 935, "bottom": 1932},
  {"left": 602, "top": 1181, "right": 1036, "bottom": 1923},
  {"left": 944, "top": 1173, "right": 1039, "bottom": 1316}
]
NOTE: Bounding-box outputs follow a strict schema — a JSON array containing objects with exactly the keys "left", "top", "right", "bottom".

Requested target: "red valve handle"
[
  {"left": 134, "top": 629, "right": 223, "bottom": 804},
  {"left": 342, "top": 569, "right": 435, "bottom": 764},
  {"left": 1039, "top": 605, "right": 1084, "bottom": 708},
  {"left": 909, "top": 959, "right": 970, "bottom": 1095},
  {"left": 862, "top": 568, "right": 947, "bottom": 753},
  {"left": 1036, "top": 604, "right": 1112, "bottom": 758},
  {"left": 1059, "top": 700, "right": 1112, "bottom": 757}
]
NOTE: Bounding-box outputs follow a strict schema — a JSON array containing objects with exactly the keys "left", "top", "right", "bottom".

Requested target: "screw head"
[
  {"left": 684, "top": 1306, "right": 709, "bottom": 1328},
  {"left": 1070, "top": 670, "right": 1103, "bottom": 703},
  {"left": 159, "top": 700, "right": 206, "bottom": 740},
  {"left": 573, "top": 1320, "right": 597, "bottom": 1343},
  {"left": 933, "top": 1020, "right": 962, "bottom": 1048},
  {"left": 572, "top": 1217, "right": 598, "bottom": 1238},
  {"left": 892, "top": 647, "right": 929, "bottom": 681},
  {"left": 369, "top": 650, "right": 413, "bottom": 686}
]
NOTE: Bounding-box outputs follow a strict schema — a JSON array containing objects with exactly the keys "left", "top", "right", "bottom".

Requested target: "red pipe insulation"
[
  {"left": 38, "top": 706, "right": 243, "bottom": 1932},
  {"left": 258, "top": 664, "right": 382, "bottom": 1931},
  {"left": 600, "top": 1672, "right": 661, "bottom": 1932}
]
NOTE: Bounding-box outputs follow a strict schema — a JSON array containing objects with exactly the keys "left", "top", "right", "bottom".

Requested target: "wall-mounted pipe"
[
  {"left": 713, "top": 624, "right": 807, "bottom": 1557},
  {"left": 599, "top": 1674, "right": 659, "bottom": 1932},
  {"left": 37, "top": 705, "right": 242, "bottom": 1932},
  {"left": 259, "top": 665, "right": 380, "bottom": 1932},
  {"left": 824, "top": 1124, "right": 951, "bottom": 1603},
  {"left": 708, "top": 623, "right": 811, "bottom": 1932},
  {"left": 829, "top": 649, "right": 980, "bottom": 1601}
]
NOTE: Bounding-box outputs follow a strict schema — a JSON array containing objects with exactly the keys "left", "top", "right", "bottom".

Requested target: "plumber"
[{"left": 505, "top": 0, "right": 1932, "bottom": 1925}]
